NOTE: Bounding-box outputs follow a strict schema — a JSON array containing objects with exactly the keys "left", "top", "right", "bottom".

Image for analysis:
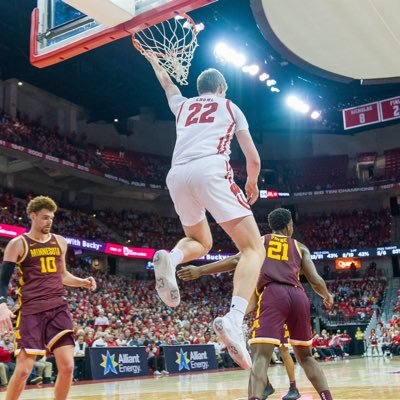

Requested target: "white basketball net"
[{"left": 132, "top": 15, "right": 200, "bottom": 85}]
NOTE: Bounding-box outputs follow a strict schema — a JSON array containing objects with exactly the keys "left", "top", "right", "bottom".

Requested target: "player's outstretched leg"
[
  {"left": 154, "top": 219, "right": 212, "bottom": 308},
  {"left": 213, "top": 316, "right": 252, "bottom": 369},
  {"left": 153, "top": 249, "right": 181, "bottom": 308},
  {"left": 214, "top": 215, "right": 265, "bottom": 369}
]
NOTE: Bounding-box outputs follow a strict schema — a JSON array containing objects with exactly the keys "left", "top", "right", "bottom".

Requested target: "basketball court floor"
[{"left": 0, "top": 357, "right": 398, "bottom": 400}]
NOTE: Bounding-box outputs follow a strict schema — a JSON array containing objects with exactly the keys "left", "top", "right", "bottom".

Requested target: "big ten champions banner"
[
  {"left": 163, "top": 345, "right": 217, "bottom": 374},
  {"left": 85, "top": 347, "right": 148, "bottom": 380}
]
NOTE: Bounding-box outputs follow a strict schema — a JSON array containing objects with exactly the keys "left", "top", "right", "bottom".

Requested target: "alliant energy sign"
[{"left": 163, "top": 344, "right": 217, "bottom": 373}]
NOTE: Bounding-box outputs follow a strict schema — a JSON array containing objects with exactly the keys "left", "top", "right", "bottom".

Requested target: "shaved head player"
[{"left": 0, "top": 196, "right": 96, "bottom": 400}]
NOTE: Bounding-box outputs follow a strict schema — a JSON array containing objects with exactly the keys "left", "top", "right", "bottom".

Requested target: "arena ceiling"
[{"left": 2, "top": 0, "right": 400, "bottom": 135}]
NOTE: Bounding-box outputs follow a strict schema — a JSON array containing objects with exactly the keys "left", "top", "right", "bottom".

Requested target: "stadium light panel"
[
  {"left": 286, "top": 95, "right": 310, "bottom": 114},
  {"left": 214, "top": 42, "right": 246, "bottom": 67},
  {"left": 259, "top": 73, "right": 270, "bottom": 82},
  {"left": 234, "top": 54, "right": 246, "bottom": 67},
  {"left": 246, "top": 64, "right": 260, "bottom": 75},
  {"left": 311, "top": 110, "right": 321, "bottom": 120}
]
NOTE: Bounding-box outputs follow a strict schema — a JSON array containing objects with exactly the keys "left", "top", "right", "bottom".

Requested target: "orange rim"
[{"left": 132, "top": 13, "right": 198, "bottom": 57}]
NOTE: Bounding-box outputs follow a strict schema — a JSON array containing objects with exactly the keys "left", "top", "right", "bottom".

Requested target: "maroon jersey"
[
  {"left": 17, "top": 234, "right": 66, "bottom": 315},
  {"left": 257, "top": 234, "right": 303, "bottom": 292}
]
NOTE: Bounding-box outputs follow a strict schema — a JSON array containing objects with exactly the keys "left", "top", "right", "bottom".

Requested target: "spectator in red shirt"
[
  {"left": 0, "top": 346, "right": 15, "bottom": 381},
  {"left": 391, "top": 331, "right": 400, "bottom": 355},
  {"left": 340, "top": 330, "right": 351, "bottom": 355},
  {"left": 312, "top": 335, "right": 331, "bottom": 360},
  {"left": 105, "top": 333, "right": 118, "bottom": 347},
  {"left": 94, "top": 310, "right": 109, "bottom": 332}
]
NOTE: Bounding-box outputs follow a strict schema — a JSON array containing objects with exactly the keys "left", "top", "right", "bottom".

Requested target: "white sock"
[
  {"left": 227, "top": 296, "right": 248, "bottom": 326},
  {"left": 168, "top": 248, "right": 184, "bottom": 268}
]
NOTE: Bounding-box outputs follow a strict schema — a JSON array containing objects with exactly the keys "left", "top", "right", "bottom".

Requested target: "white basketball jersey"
[{"left": 168, "top": 94, "right": 249, "bottom": 166}]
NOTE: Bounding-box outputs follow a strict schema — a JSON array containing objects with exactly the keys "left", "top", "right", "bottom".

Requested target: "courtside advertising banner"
[
  {"left": 0, "top": 224, "right": 26, "bottom": 238},
  {"left": 2, "top": 223, "right": 400, "bottom": 260},
  {"left": 163, "top": 345, "right": 217, "bottom": 374},
  {"left": 87, "top": 347, "right": 148, "bottom": 380}
]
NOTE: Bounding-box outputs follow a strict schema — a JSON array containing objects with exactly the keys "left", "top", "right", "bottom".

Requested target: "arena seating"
[
  {"left": 3, "top": 113, "right": 400, "bottom": 192},
  {"left": 280, "top": 155, "right": 349, "bottom": 191},
  {"left": 324, "top": 264, "right": 386, "bottom": 323},
  {"left": 384, "top": 148, "right": 400, "bottom": 180},
  {"left": 0, "top": 238, "right": 393, "bottom": 381},
  {"left": 357, "top": 152, "right": 377, "bottom": 164},
  {"left": 0, "top": 191, "right": 114, "bottom": 242},
  {"left": 296, "top": 209, "right": 391, "bottom": 251},
  {"left": 0, "top": 189, "right": 392, "bottom": 252}
]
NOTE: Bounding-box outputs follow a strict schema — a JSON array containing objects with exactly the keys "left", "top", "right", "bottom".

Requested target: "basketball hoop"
[{"left": 132, "top": 14, "right": 201, "bottom": 85}]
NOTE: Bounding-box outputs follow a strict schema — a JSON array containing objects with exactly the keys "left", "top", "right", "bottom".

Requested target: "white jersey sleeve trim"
[
  {"left": 230, "top": 102, "right": 249, "bottom": 133},
  {"left": 168, "top": 94, "right": 187, "bottom": 116}
]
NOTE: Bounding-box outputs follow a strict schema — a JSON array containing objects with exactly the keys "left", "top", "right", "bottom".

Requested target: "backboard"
[{"left": 30, "top": 0, "right": 216, "bottom": 68}]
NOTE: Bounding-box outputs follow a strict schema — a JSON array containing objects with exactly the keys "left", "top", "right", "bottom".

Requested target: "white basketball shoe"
[
  {"left": 153, "top": 250, "right": 180, "bottom": 308},
  {"left": 213, "top": 315, "right": 252, "bottom": 370}
]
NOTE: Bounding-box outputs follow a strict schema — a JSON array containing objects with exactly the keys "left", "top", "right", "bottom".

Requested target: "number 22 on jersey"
[
  {"left": 267, "top": 240, "right": 289, "bottom": 261},
  {"left": 185, "top": 102, "right": 219, "bottom": 127}
]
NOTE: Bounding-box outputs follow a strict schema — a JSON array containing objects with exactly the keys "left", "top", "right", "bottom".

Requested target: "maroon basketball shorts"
[
  {"left": 249, "top": 283, "right": 312, "bottom": 347},
  {"left": 15, "top": 304, "right": 74, "bottom": 356},
  {"left": 280, "top": 325, "right": 290, "bottom": 348}
]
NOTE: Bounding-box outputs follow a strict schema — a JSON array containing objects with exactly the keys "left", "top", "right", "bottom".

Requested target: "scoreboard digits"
[
  {"left": 310, "top": 246, "right": 400, "bottom": 260},
  {"left": 343, "top": 96, "right": 400, "bottom": 129}
]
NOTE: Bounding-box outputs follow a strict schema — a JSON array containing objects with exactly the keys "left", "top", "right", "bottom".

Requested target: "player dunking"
[
  {"left": 146, "top": 54, "right": 265, "bottom": 369},
  {"left": 0, "top": 196, "right": 96, "bottom": 400},
  {"left": 179, "top": 208, "right": 334, "bottom": 400}
]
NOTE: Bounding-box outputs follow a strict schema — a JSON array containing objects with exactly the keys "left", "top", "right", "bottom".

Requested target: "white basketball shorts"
[{"left": 166, "top": 155, "right": 253, "bottom": 226}]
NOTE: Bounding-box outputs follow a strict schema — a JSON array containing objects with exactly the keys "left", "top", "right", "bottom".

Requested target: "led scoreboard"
[
  {"left": 342, "top": 102, "right": 380, "bottom": 130},
  {"left": 310, "top": 245, "right": 400, "bottom": 261},
  {"left": 343, "top": 95, "right": 400, "bottom": 129},
  {"left": 380, "top": 96, "right": 400, "bottom": 122}
]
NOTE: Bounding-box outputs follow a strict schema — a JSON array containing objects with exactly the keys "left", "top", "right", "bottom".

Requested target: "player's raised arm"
[
  {"left": 57, "top": 235, "right": 97, "bottom": 291},
  {"left": 299, "top": 243, "right": 333, "bottom": 308},
  {"left": 236, "top": 130, "right": 261, "bottom": 205},
  {"left": 145, "top": 53, "right": 182, "bottom": 100},
  {"left": 177, "top": 254, "right": 240, "bottom": 281}
]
